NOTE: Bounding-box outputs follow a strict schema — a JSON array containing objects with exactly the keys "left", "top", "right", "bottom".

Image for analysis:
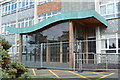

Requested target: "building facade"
[{"left": 0, "top": 0, "right": 120, "bottom": 69}]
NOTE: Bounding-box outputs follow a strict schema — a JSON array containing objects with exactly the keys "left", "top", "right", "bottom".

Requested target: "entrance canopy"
[{"left": 6, "top": 10, "right": 108, "bottom": 34}]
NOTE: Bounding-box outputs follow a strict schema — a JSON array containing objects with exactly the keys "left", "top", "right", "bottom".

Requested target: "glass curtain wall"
[{"left": 22, "top": 22, "right": 69, "bottom": 63}]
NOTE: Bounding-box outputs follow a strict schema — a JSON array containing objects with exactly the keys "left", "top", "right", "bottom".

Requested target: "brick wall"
[{"left": 37, "top": 0, "right": 61, "bottom": 15}]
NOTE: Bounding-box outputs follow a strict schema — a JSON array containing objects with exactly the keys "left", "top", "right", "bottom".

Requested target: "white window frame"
[
  {"left": 101, "top": 33, "right": 119, "bottom": 54},
  {"left": 2, "top": 24, "right": 6, "bottom": 35},
  {"left": 10, "top": 2, "right": 12, "bottom": 14},
  {"left": 21, "top": 20, "right": 25, "bottom": 28},
  {"left": 1, "top": 25, "right": 5, "bottom": 34},
  {"left": 12, "top": 1, "right": 17, "bottom": 12},
  {"left": 3, "top": 4, "right": 7, "bottom": 15},
  {"left": 25, "top": 18, "right": 29, "bottom": 27},
  {"left": 38, "top": 11, "right": 61, "bottom": 22},
  {"left": 39, "top": 0, "right": 55, "bottom": 5},
  {"left": 99, "top": 0, "right": 120, "bottom": 19},
  {"left": 19, "top": 0, "right": 23, "bottom": 9}
]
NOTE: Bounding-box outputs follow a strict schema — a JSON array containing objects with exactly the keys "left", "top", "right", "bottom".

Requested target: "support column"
[
  {"left": 116, "top": 33, "right": 118, "bottom": 54},
  {"left": 15, "top": 0, "right": 19, "bottom": 62},
  {"left": 46, "top": 41, "right": 50, "bottom": 62},
  {"left": 96, "top": 27, "right": 101, "bottom": 63},
  {"left": 85, "top": 29, "right": 88, "bottom": 64},
  {"left": 69, "top": 21, "right": 74, "bottom": 68},
  {"left": 60, "top": 40, "right": 63, "bottom": 63},
  {"left": 18, "top": 34, "right": 22, "bottom": 62},
  {"left": 95, "top": 0, "right": 100, "bottom": 13}
]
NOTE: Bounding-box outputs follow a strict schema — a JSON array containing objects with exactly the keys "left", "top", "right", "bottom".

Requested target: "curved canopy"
[{"left": 7, "top": 10, "right": 108, "bottom": 34}]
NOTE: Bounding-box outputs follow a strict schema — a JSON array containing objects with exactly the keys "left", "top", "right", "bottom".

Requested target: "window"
[
  {"left": 100, "top": 2, "right": 107, "bottom": 5},
  {"left": 25, "top": 0, "right": 29, "bottom": 8},
  {"left": 39, "top": 14, "right": 46, "bottom": 22},
  {"left": 18, "top": 17, "right": 34, "bottom": 28},
  {"left": 103, "top": 38, "right": 116, "bottom": 49},
  {"left": 19, "top": 1, "right": 22, "bottom": 8},
  {"left": 22, "top": 22, "right": 69, "bottom": 63},
  {"left": 5, "top": 4, "right": 7, "bottom": 12},
  {"left": 39, "top": 0, "right": 46, "bottom": 4},
  {"left": 6, "top": 24, "right": 9, "bottom": 35},
  {"left": 118, "top": 38, "right": 120, "bottom": 48},
  {"left": 29, "top": 20, "right": 32, "bottom": 26},
  {"left": 30, "top": 0, "right": 34, "bottom": 7},
  {"left": 100, "top": 6, "right": 106, "bottom": 15},
  {"left": 39, "top": 0, "right": 55, "bottom": 5},
  {"left": 108, "top": 4, "right": 115, "bottom": 14},
  {"left": 38, "top": 11, "right": 61, "bottom": 22},
  {"left": 1, "top": 24, "right": 8, "bottom": 35},
  {"left": 108, "top": 0, "right": 114, "bottom": 2},
  {"left": 2, "top": 0, "right": 34, "bottom": 15},
  {"left": 46, "top": 13, "right": 52, "bottom": 18},
  {"left": 105, "top": 39, "right": 107, "bottom": 48},
  {"left": 25, "top": 21, "right": 28, "bottom": 27},
  {"left": 53, "top": 11, "right": 61, "bottom": 15},
  {"left": 22, "top": 22, "right": 24, "bottom": 27},
  {"left": 100, "top": 0, "right": 120, "bottom": 19},
  {"left": 118, "top": 38, "right": 120, "bottom": 53},
  {"left": 109, "top": 38, "right": 116, "bottom": 48},
  {"left": 32, "top": 19, "right": 34, "bottom": 25},
  {"left": 101, "top": 38, "right": 117, "bottom": 53},
  {"left": 2, "top": 25, "right": 5, "bottom": 34},
  {"left": 116, "top": 2, "right": 120, "bottom": 12},
  {"left": 18, "top": 0, "right": 34, "bottom": 11},
  {"left": 7, "top": 3, "right": 10, "bottom": 13},
  {"left": 26, "top": 0, "right": 29, "bottom": 5},
  {"left": 50, "top": 43, "right": 60, "bottom": 62},
  {"left": 18, "top": 23, "right": 21, "bottom": 28},
  {"left": 11, "top": 2, "right": 16, "bottom": 12},
  {"left": 13, "top": 24, "right": 16, "bottom": 28},
  {"left": 2, "top": 5, "right": 5, "bottom": 15},
  {"left": 22, "top": 0, "right": 25, "bottom": 7}
]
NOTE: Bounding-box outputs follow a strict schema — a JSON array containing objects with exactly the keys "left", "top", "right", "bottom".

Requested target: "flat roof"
[{"left": 7, "top": 10, "right": 108, "bottom": 34}]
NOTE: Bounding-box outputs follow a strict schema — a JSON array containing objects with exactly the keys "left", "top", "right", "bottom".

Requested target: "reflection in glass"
[
  {"left": 109, "top": 38, "right": 116, "bottom": 48},
  {"left": 119, "top": 39, "right": 120, "bottom": 48},
  {"left": 116, "top": 3, "right": 120, "bottom": 12},
  {"left": 22, "top": 22, "right": 69, "bottom": 63},
  {"left": 100, "top": 6, "right": 106, "bottom": 15},
  {"left": 107, "top": 4, "right": 115, "bottom": 14}
]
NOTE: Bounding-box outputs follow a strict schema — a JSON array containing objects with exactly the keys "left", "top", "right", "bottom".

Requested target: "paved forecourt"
[{"left": 30, "top": 69, "right": 119, "bottom": 80}]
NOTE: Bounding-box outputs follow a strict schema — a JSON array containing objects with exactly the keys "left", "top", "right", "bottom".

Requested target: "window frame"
[
  {"left": 99, "top": 0, "right": 120, "bottom": 19},
  {"left": 38, "top": 11, "right": 61, "bottom": 22},
  {"left": 101, "top": 34, "right": 119, "bottom": 54}
]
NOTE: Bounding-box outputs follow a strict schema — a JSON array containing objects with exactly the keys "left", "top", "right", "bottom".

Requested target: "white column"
[
  {"left": 116, "top": 33, "right": 118, "bottom": 54},
  {"left": 95, "top": 0, "right": 100, "bottom": 13},
  {"left": 16, "top": 0, "right": 19, "bottom": 28},
  {"left": 0, "top": 5, "right": 2, "bottom": 35},
  {"left": 96, "top": 27, "right": 101, "bottom": 63},
  {"left": 34, "top": 0, "right": 38, "bottom": 24},
  {"left": 15, "top": 0, "right": 19, "bottom": 59}
]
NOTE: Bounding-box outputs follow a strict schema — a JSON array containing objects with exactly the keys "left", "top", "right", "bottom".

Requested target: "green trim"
[{"left": 7, "top": 10, "right": 108, "bottom": 34}]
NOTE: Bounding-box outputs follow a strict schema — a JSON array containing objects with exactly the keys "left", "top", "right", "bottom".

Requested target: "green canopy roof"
[{"left": 7, "top": 10, "right": 108, "bottom": 34}]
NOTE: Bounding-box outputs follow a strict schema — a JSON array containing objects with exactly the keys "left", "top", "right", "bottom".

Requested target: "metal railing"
[
  {"left": 74, "top": 53, "right": 120, "bottom": 71},
  {"left": 8, "top": 38, "right": 120, "bottom": 70}
]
